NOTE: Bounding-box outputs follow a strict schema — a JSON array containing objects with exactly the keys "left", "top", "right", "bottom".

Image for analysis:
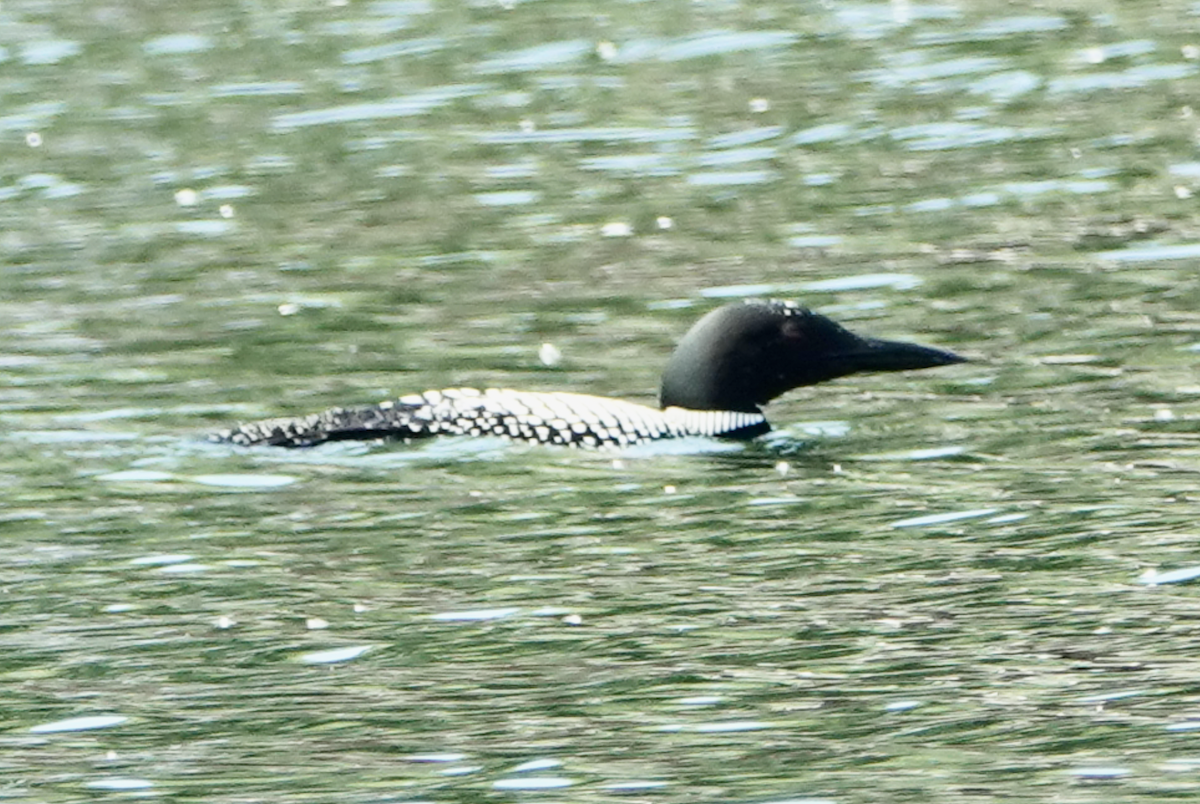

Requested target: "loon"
[{"left": 213, "top": 299, "right": 965, "bottom": 449}]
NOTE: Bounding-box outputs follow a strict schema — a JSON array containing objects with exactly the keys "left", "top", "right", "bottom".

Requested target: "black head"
[{"left": 659, "top": 300, "right": 966, "bottom": 412}]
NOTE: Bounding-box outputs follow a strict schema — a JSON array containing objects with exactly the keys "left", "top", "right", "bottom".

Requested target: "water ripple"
[
  {"left": 655, "top": 30, "right": 798, "bottom": 61},
  {"left": 1049, "top": 64, "right": 1198, "bottom": 94},
  {"left": 30, "top": 715, "right": 127, "bottom": 734},
  {"left": 473, "top": 126, "right": 696, "bottom": 144},
  {"left": 210, "top": 82, "right": 304, "bottom": 97},
  {"left": 20, "top": 40, "right": 80, "bottom": 65},
  {"left": 891, "top": 121, "right": 1058, "bottom": 150},
  {"left": 707, "top": 125, "right": 785, "bottom": 148},
  {"left": 687, "top": 169, "right": 778, "bottom": 186},
  {"left": 1097, "top": 242, "right": 1200, "bottom": 263},
  {"left": 342, "top": 36, "right": 446, "bottom": 64},
  {"left": 862, "top": 56, "right": 1008, "bottom": 87},
  {"left": 272, "top": 84, "right": 493, "bottom": 130},
  {"left": 890, "top": 508, "right": 1000, "bottom": 529},
  {"left": 474, "top": 40, "right": 591, "bottom": 73},
  {"left": 614, "top": 30, "right": 798, "bottom": 63},
  {"left": 143, "top": 33, "right": 212, "bottom": 55}
]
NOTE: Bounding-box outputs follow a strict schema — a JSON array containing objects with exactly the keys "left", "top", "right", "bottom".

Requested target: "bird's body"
[
  {"left": 213, "top": 300, "right": 965, "bottom": 449},
  {"left": 219, "top": 388, "right": 769, "bottom": 448}
]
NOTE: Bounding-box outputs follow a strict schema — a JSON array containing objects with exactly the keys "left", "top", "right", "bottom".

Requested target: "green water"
[{"left": 5, "top": 0, "right": 1200, "bottom": 801}]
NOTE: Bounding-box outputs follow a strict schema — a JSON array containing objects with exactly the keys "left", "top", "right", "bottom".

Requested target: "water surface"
[{"left": 5, "top": 0, "right": 1200, "bottom": 801}]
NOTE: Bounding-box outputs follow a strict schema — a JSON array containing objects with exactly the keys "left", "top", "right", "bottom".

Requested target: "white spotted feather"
[{"left": 216, "top": 387, "right": 767, "bottom": 449}]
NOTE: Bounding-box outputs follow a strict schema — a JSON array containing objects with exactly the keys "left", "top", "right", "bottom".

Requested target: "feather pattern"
[{"left": 215, "top": 388, "right": 769, "bottom": 449}]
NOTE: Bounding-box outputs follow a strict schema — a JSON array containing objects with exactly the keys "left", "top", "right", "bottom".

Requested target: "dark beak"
[{"left": 840, "top": 337, "right": 967, "bottom": 374}]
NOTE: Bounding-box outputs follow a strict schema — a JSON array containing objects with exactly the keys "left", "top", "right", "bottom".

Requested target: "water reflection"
[
  {"left": 29, "top": 716, "right": 128, "bottom": 734},
  {"left": 474, "top": 40, "right": 591, "bottom": 73},
  {"left": 143, "top": 33, "right": 213, "bottom": 55},
  {"left": 342, "top": 37, "right": 447, "bottom": 64},
  {"left": 611, "top": 31, "right": 798, "bottom": 63},
  {"left": 272, "top": 84, "right": 493, "bottom": 129},
  {"left": 19, "top": 39, "right": 80, "bottom": 64}
]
